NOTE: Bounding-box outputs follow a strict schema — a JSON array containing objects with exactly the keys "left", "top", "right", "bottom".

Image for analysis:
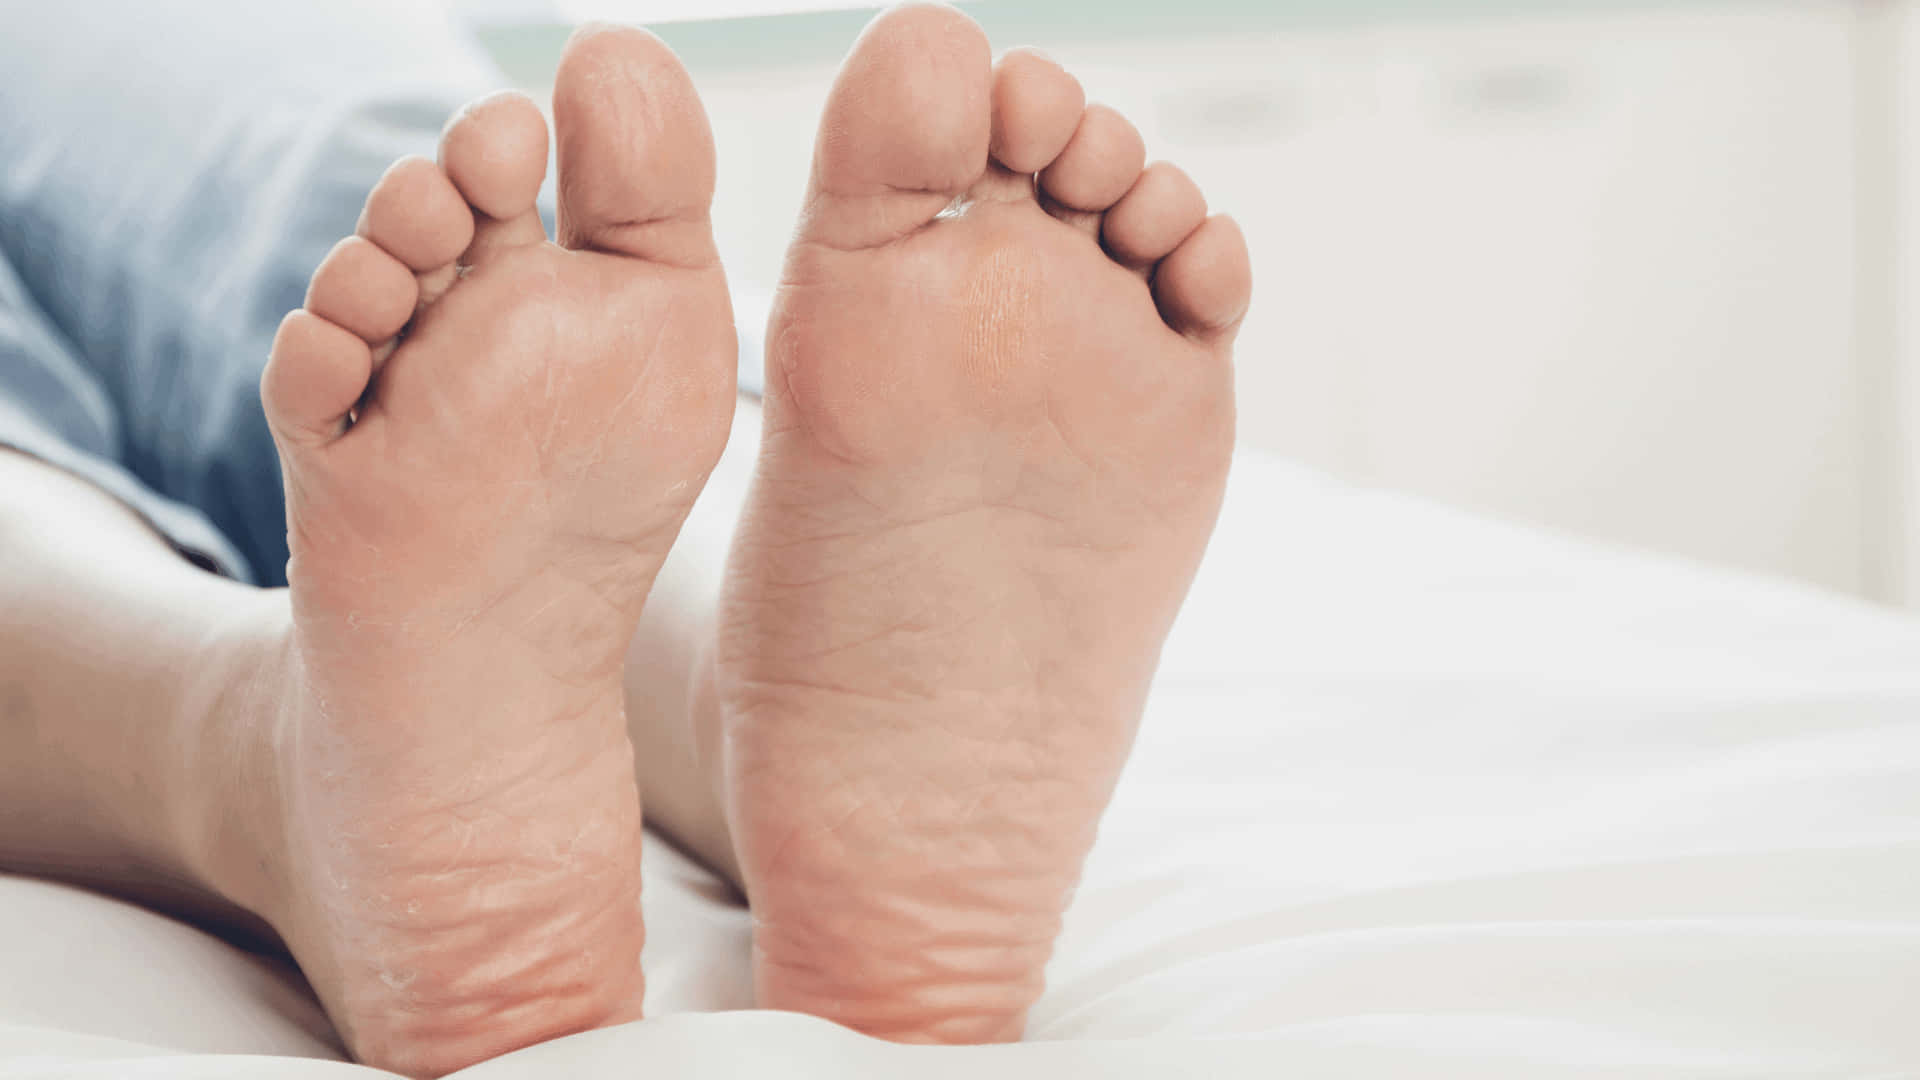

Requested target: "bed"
[{"left": 4, "top": 448, "right": 1917, "bottom": 1077}]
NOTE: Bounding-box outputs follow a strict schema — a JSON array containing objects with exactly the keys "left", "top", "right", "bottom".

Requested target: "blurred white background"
[{"left": 463, "top": 0, "right": 1920, "bottom": 610}]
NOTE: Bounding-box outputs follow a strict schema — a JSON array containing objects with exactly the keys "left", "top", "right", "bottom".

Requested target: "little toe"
[
  {"left": 356, "top": 156, "right": 475, "bottom": 273},
  {"left": 1152, "top": 214, "right": 1252, "bottom": 346},
  {"left": 440, "top": 90, "right": 551, "bottom": 265},
  {"left": 1038, "top": 105, "right": 1146, "bottom": 216},
  {"left": 1102, "top": 162, "right": 1207, "bottom": 271},
  {"left": 304, "top": 237, "right": 419, "bottom": 344},
  {"left": 989, "top": 48, "right": 1084, "bottom": 175},
  {"left": 261, "top": 310, "right": 374, "bottom": 449}
]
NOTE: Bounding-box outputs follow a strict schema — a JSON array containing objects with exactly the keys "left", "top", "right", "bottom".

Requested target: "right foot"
[
  {"left": 717, "top": 2, "right": 1248, "bottom": 1046},
  {"left": 238, "top": 28, "right": 733, "bottom": 1077}
]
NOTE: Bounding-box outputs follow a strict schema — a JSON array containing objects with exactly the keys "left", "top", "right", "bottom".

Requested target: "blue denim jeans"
[{"left": 0, "top": 0, "right": 756, "bottom": 585}]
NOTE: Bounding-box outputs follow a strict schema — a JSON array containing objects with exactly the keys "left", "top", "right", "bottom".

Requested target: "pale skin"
[{"left": 0, "top": 6, "right": 1250, "bottom": 1078}]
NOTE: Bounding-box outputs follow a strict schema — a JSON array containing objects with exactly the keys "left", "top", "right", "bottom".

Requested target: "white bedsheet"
[{"left": 4, "top": 450, "right": 1918, "bottom": 1077}]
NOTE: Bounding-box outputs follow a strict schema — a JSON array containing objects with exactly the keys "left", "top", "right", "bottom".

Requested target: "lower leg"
[{"left": 0, "top": 449, "right": 286, "bottom": 944}]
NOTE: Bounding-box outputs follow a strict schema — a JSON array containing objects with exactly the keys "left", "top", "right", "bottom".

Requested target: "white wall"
[
  {"left": 1893, "top": 0, "right": 1920, "bottom": 606},
  {"left": 1051, "top": 6, "right": 1869, "bottom": 598}
]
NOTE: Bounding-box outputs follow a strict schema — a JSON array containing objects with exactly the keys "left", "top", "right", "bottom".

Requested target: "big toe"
[
  {"left": 554, "top": 23, "right": 718, "bottom": 266},
  {"left": 800, "top": 3, "right": 992, "bottom": 250}
]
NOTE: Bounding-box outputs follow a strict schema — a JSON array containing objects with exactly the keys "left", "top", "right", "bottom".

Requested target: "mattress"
[{"left": 4, "top": 448, "right": 1918, "bottom": 1078}]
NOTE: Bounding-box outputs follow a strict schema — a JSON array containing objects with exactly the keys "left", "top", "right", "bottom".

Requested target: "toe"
[
  {"left": 1038, "top": 105, "right": 1146, "bottom": 215},
  {"left": 356, "top": 156, "right": 475, "bottom": 273},
  {"left": 261, "top": 310, "right": 374, "bottom": 449},
  {"left": 989, "top": 48, "right": 1084, "bottom": 175},
  {"left": 554, "top": 23, "right": 718, "bottom": 267},
  {"left": 440, "top": 91, "right": 549, "bottom": 221},
  {"left": 1152, "top": 214, "right": 1252, "bottom": 346},
  {"left": 440, "top": 90, "right": 551, "bottom": 264},
  {"left": 304, "top": 237, "right": 419, "bottom": 344},
  {"left": 798, "top": 3, "right": 992, "bottom": 250},
  {"left": 1102, "top": 162, "right": 1207, "bottom": 270}
]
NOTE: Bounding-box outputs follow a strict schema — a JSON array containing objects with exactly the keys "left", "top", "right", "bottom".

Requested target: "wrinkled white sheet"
[{"left": 4, "top": 450, "right": 1918, "bottom": 1077}]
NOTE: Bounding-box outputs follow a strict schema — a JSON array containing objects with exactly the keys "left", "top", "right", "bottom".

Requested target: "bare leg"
[{"left": 0, "top": 449, "right": 284, "bottom": 944}]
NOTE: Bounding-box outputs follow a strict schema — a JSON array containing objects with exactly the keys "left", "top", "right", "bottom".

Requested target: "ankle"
[{"left": 167, "top": 587, "right": 297, "bottom": 930}]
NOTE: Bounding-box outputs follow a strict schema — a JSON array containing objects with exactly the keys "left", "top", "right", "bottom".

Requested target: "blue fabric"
[
  {"left": 0, "top": 1, "right": 760, "bottom": 586},
  {"left": 0, "top": 245, "right": 248, "bottom": 575},
  {"left": 0, "top": 1, "right": 509, "bottom": 584}
]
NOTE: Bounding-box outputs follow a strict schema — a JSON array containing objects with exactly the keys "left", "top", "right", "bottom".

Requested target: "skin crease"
[{"left": 0, "top": 3, "right": 1251, "bottom": 1074}]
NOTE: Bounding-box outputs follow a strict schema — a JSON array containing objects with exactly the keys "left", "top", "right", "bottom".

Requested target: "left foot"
[
  {"left": 716, "top": 3, "right": 1251, "bottom": 1043},
  {"left": 245, "top": 27, "right": 734, "bottom": 1076}
]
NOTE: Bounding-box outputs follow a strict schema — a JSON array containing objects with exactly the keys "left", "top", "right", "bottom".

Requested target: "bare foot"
[
  {"left": 717, "top": 3, "right": 1251, "bottom": 1044},
  {"left": 244, "top": 27, "right": 733, "bottom": 1077}
]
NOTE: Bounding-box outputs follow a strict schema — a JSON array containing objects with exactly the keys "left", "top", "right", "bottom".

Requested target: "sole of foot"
[
  {"left": 717, "top": 1, "right": 1250, "bottom": 1044},
  {"left": 242, "top": 26, "right": 734, "bottom": 1077}
]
